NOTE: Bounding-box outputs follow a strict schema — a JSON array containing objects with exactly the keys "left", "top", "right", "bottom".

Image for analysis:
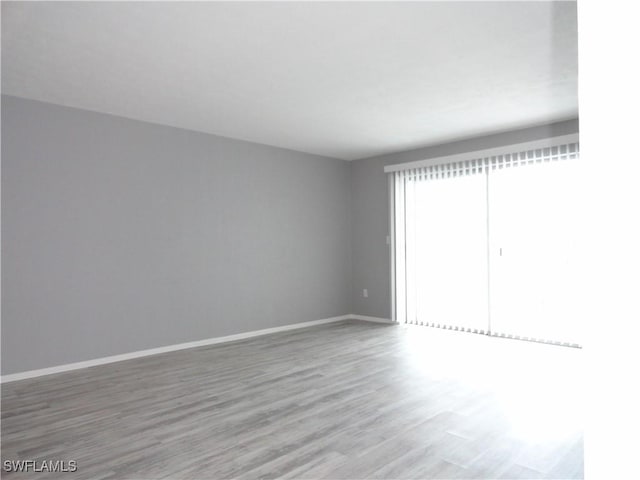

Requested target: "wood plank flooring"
[{"left": 1, "top": 320, "right": 583, "bottom": 479}]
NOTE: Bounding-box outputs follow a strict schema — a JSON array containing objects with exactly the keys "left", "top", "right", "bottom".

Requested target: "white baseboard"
[
  {"left": 349, "top": 314, "right": 395, "bottom": 324},
  {"left": 0, "top": 315, "right": 352, "bottom": 383},
  {"left": 1, "top": 313, "right": 397, "bottom": 383}
]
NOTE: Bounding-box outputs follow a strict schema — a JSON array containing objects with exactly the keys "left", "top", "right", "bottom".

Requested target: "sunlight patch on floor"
[{"left": 400, "top": 324, "right": 583, "bottom": 444}]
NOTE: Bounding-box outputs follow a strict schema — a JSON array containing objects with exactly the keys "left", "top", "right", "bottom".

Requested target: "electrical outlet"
[{"left": 363, "top": 289, "right": 368, "bottom": 298}]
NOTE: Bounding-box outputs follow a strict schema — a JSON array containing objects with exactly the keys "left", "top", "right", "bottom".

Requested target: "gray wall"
[
  {"left": 1, "top": 94, "right": 579, "bottom": 375},
  {"left": 351, "top": 119, "right": 579, "bottom": 319},
  {"left": 1, "top": 95, "right": 352, "bottom": 375}
]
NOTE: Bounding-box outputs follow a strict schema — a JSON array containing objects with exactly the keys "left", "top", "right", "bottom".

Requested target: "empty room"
[{"left": 3, "top": 1, "right": 634, "bottom": 479}]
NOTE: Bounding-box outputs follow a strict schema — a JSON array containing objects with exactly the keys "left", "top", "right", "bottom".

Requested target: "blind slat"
[{"left": 399, "top": 142, "right": 579, "bottom": 180}]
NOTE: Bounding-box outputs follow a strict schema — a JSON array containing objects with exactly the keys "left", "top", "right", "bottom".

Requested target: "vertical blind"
[{"left": 391, "top": 141, "right": 581, "bottom": 347}]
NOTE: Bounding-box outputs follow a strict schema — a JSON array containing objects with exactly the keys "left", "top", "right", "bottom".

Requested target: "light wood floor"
[{"left": 1, "top": 320, "right": 583, "bottom": 479}]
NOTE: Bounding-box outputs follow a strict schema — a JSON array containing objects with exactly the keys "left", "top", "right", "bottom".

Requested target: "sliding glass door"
[
  {"left": 404, "top": 171, "right": 488, "bottom": 333},
  {"left": 489, "top": 158, "right": 582, "bottom": 345},
  {"left": 392, "top": 141, "right": 581, "bottom": 346}
]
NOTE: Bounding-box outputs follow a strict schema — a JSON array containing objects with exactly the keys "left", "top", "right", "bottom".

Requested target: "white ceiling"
[{"left": 1, "top": 1, "right": 578, "bottom": 160}]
